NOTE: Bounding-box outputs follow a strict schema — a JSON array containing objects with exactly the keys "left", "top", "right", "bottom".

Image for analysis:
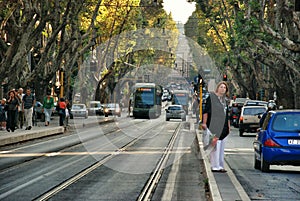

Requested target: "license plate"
[{"left": 288, "top": 139, "right": 300, "bottom": 145}]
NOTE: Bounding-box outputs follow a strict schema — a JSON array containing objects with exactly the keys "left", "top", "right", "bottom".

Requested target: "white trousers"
[
  {"left": 210, "top": 138, "right": 226, "bottom": 170},
  {"left": 24, "top": 107, "right": 33, "bottom": 127}
]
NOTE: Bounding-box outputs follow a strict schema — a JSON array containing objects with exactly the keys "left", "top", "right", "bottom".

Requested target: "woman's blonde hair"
[{"left": 215, "top": 81, "right": 229, "bottom": 94}]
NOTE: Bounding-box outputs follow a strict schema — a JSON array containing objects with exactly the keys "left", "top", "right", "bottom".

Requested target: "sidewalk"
[{"left": 194, "top": 124, "right": 251, "bottom": 201}]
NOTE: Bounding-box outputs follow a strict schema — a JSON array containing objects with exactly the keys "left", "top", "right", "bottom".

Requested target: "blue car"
[{"left": 253, "top": 110, "right": 300, "bottom": 172}]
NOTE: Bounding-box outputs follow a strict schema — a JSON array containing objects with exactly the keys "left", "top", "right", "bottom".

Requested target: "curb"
[
  {"left": 0, "top": 118, "right": 115, "bottom": 147},
  {"left": 0, "top": 127, "right": 64, "bottom": 146},
  {"left": 195, "top": 128, "right": 222, "bottom": 201},
  {"left": 195, "top": 127, "right": 251, "bottom": 201}
]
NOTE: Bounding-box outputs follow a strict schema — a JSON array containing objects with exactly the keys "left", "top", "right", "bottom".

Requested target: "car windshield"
[
  {"left": 272, "top": 113, "right": 300, "bottom": 132},
  {"left": 168, "top": 106, "right": 182, "bottom": 111},
  {"left": 105, "top": 103, "right": 118, "bottom": 108},
  {"left": 90, "top": 103, "right": 100, "bottom": 108},
  {"left": 245, "top": 101, "right": 267, "bottom": 106},
  {"left": 73, "top": 105, "right": 84, "bottom": 109},
  {"left": 243, "top": 108, "right": 266, "bottom": 115}
]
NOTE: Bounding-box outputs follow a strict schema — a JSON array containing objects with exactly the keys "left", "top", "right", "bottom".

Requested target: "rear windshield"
[
  {"left": 73, "top": 105, "right": 84, "bottom": 109},
  {"left": 243, "top": 107, "right": 266, "bottom": 115},
  {"left": 272, "top": 113, "right": 300, "bottom": 132},
  {"left": 168, "top": 106, "right": 182, "bottom": 110},
  {"left": 90, "top": 103, "right": 100, "bottom": 108}
]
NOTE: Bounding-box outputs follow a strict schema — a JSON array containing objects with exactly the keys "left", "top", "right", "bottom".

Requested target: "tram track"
[
  {"left": 1, "top": 118, "right": 178, "bottom": 200},
  {"left": 137, "top": 122, "right": 182, "bottom": 201},
  {"left": 0, "top": 118, "right": 149, "bottom": 172},
  {"left": 32, "top": 122, "right": 182, "bottom": 201}
]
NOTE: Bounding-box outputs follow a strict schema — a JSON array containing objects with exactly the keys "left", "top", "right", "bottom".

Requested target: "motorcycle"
[{"left": 231, "top": 114, "right": 239, "bottom": 128}]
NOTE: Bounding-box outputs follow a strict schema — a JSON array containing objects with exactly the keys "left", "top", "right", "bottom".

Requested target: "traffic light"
[{"left": 223, "top": 74, "right": 227, "bottom": 81}]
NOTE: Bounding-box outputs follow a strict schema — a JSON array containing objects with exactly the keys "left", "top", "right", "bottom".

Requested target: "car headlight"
[{"left": 104, "top": 108, "right": 109, "bottom": 113}]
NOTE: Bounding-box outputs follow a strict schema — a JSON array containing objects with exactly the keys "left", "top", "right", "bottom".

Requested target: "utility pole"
[{"left": 60, "top": 68, "right": 64, "bottom": 98}]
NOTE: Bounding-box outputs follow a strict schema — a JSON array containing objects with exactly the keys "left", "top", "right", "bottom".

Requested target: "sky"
[{"left": 163, "top": 0, "right": 196, "bottom": 23}]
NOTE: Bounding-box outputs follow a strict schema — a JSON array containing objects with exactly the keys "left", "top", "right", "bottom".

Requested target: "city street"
[
  {"left": 1, "top": 110, "right": 299, "bottom": 200},
  {"left": 0, "top": 112, "right": 207, "bottom": 201}
]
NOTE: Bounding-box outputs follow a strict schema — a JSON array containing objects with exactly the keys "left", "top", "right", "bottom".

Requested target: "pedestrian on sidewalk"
[
  {"left": 64, "top": 99, "right": 72, "bottom": 127},
  {"left": 17, "top": 88, "right": 25, "bottom": 129},
  {"left": 57, "top": 98, "right": 66, "bottom": 126},
  {"left": 192, "top": 94, "right": 200, "bottom": 123},
  {"left": 0, "top": 98, "right": 7, "bottom": 130},
  {"left": 201, "top": 81, "right": 230, "bottom": 173},
  {"left": 22, "top": 88, "right": 35, "bottom": 130},
  {"left": 42, "top": 92, "right": 55, "bottom": 126},
  {"left": 6, "top": 90, "right": 20, "bottom": 132}
]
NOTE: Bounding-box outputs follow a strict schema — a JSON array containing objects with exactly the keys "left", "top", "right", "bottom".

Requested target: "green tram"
[
  {"left": 132, "top": 83, "right": 163, "bottom": 118},
  {"left": 171, "top": 89, "right": 190, "bottom": 114}
]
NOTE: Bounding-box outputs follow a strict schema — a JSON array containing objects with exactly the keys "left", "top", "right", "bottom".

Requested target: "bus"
[
  {"left": 171, "top": 90, "right": 190, "bottom": 114},
  {"left": 132, "top": 83, "right": 163, "bottom": 118}
]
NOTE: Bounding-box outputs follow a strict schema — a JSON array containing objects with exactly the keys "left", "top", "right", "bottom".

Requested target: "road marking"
[
  {"left": 0, "top": 150, "right": 191, "bottom": 157},
  {"left": 225, "top": 148, "right": 253, "bottom": 152}
]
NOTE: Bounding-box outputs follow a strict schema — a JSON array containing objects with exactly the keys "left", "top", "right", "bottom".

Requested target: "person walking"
[
  {"left": 17, "top": 88, "right": 24, "bottom": 129},
  {"left": 0, "top": 98, "right": 7, "bottom": 130},
  {"left": 57, "top": 98, "right": 66, "bottom": 126},
  {"left": 202, "top": 81, "right": 230, "bottom": 173},
  {"left": 192, "top": 94, "right": 200, "bottom": 123},
  {"left": 42, "top": 92, "right": 55, "bottom": 126},
  {"left": 64, "top": 99, "right": 72, "bottom": 127},
  {"left": 6, "top": 90, "right": 20, "bottom": 132},
  {"left": 22, "top": 88, "right": 35, "bottom": 130}
]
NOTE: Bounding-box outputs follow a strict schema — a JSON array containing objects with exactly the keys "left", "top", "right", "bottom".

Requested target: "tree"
[{"left": 188, "top": 0, "right": 300, "bottom": 108}]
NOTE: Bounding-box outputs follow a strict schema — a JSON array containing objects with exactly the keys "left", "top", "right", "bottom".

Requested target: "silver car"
[
  {"left": 165, "top": 105, "right": 186, "bottom": 121},
  {"left": 71, "top": 104, "right": 88, "bottom": 119}
]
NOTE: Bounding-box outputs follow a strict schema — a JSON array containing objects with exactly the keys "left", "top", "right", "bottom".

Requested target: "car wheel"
[
  {"left": 166, "top": 118, "right": 169, "bottom": 121},
  {"left": 254, "top": 154, "right": 261, "bottom": 170},
  {"left": 239, "top": 129, "right": 244, "bottom": 137},
  {"left": 261, "top": 153, "right": 270, "bottom": 172},
  {"left": 105, "top": 114, "right": 108, "bottom": 117}
]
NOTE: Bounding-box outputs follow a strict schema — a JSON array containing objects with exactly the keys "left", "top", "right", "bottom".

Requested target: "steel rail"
[
  {"left": 137, "top": 123, "right": 182, "bottom": 201},
  {"left": 33, "top": 120, "right": 166, "bottom": 201}
]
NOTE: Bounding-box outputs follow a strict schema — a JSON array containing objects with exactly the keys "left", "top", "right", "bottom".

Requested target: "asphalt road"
[
  {"left": 225, "top": 127, "right": 300, "bottom": 201},
  {"left": 0, "top": 113, "right": 208, "bottom": 201}
]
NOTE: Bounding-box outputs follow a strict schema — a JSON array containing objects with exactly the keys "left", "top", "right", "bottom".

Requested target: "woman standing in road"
[
  {"left": 202, "top": 81, "right": 230, "bottom": 172},
  {"left": 43, "top": 92, "right": 55, "bottom": 126}
]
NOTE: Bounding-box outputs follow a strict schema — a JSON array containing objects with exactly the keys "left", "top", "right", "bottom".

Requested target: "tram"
[{"left": 132, "top": 83, "right": 163, "bottom": 118}]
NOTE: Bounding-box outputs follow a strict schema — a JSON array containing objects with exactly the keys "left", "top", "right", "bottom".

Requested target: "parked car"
[
  {"left": 239, "top": 105, "right": 267, "bottom": 136},
  {"left": 165, "top": 105, "right": 186, "bottom": 121},
  {"left": 103, "top": 103, "right": 121, "bottom": 117},
  {"left": 88, "top": 101, "right": 102, "bottom": 116},
  {"left": 243, "top": 100, "right": 268, "bottom": 107},
  {"left": 253, "top": 110, "right": 300, "bottom": 172},
  {"left": 71, "top": 104, "right": 88, "bottom": 118}
]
